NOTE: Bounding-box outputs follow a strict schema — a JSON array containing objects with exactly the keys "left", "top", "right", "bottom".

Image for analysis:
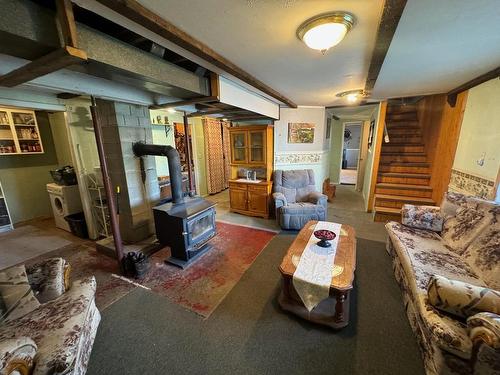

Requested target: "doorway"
[{"left": 340, "top": 122, "right": 362, "bottom": 185}]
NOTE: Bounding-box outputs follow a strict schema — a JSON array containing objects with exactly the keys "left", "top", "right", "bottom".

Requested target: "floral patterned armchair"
[
  {"left": 386, "top": 193, "right": 500, "bottom": 375},
  {"left": 0, "top": 258, "right": 100, "bottom": 375}
]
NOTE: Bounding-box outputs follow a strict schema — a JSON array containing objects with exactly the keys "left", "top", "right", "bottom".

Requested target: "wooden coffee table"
[{"left": 278, "top": 221, "right": 356, "bottom": 329}]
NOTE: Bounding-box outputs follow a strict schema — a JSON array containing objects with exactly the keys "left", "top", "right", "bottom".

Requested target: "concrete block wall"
[{"left": 96, "top": 99, "right": 160, "bottom": 243}]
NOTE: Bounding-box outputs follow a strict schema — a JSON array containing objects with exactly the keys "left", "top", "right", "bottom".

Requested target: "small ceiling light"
[
  {"left": 222, "top": 118, "right": 228, "bottom": 121},
  {"left": 297, "top": 12, "right": 355, "bottom": 53},
  {"left": 167, "top": 108, "right": 176, "bottom": 113},
  {"left": 336, "top": 89, "right": 366, "bottom": 103}
]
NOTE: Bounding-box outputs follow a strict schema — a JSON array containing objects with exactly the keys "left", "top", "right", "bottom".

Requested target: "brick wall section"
[{"left": 96, "top": 99, "right": 160, "bottom": 243}]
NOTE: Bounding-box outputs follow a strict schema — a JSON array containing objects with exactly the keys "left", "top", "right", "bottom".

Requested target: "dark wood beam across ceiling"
[
  {"left": 93, "top": 0, "right": 297, "bottom": 108},
  {"left": 364, "top": 0, "right": 407, "bottom": 95},
  {"left": 0, "top": 0, "right": 87, "bottom": 87},
  {"left": 149, "top": 96, "right": 219, "bottom": 110},
  {"left": 447, "top": 66, "right": 500, "bottom": 107}
]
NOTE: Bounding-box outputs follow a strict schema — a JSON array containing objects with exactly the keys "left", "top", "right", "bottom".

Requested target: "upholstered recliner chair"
[{"left": 272, "top": 169, "right": 328, "bottom": 230}]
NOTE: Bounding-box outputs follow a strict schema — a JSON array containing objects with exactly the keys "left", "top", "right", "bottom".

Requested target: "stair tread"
[
  {"left": 383, "top": 143, "right": 424, "bottom": 146},
  {"left": 379, "top": 172, "right": 431, "bottom": 178},
  {"left": 381, "top": 151, "right": 427, "bottom": 155},
  {"left": 380, "top": 162, "right": 430, "bottom": 166},
  {"left": 374, "top": 206, "right": 401, "bottom": 214},
  {"left": 376, "top": 182, "right": 433, "bottom": 190},
  {"left": 375, "top": 194, "right": 435, "bottom": 203}
]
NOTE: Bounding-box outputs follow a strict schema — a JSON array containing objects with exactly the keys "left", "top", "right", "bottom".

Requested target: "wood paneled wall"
[{"left": 416, "top": 91, "right": 468, "bottom": 204}]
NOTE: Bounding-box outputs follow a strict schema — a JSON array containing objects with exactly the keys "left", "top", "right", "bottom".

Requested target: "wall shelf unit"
[
  {"left": 0, "top": 180, "right": 13, "bottom": 233},
  {"left": 0, "top": 107, "right": 44, "bottom": 155}
]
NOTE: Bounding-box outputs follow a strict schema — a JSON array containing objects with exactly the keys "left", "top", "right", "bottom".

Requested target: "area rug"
[{"left": 24, "top": 222, "right": 276, "bottom": 318}]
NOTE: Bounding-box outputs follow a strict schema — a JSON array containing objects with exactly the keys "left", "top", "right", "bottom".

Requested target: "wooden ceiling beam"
[
  {"left": 0, "top": 0, "right": 87, "bottom": 87},
  {"left": 447, "top": 66, "right": 500, "bottom": 107},
  {"left": 364, "top": 0, "right": 407, "bottom": 95},
  {"left": 186, "top": 108, "right": 248, "bottom": 118},
  {"left": 56, "top": 0, "right": 79, "bottom": 47},
  {"left": 94, "top": 0, "right": 297, "bottom": 108},
  {"left": 0, "top": 46, "right": 87, "bottom": 87},
  {"left": 149, "top": 96, "right": 218, "bottom": 110}
]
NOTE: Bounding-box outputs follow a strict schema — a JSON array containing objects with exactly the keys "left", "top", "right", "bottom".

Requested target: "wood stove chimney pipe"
[{"left": 132, "top": 142, "right": 185, "bottom": 204}]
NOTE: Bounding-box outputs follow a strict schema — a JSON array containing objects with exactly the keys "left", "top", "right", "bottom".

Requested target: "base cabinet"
[{"left": 229, "top": 181, "right": 272, "bottom": 219}]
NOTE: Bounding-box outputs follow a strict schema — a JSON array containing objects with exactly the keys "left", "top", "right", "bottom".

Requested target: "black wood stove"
[{"left": 133, "top": 142, "right": 216, "bottom": 268}]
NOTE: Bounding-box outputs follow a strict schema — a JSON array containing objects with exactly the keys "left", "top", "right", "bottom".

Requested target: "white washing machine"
[{"left": 47, "top": 183, "right": 83, "bottom": 232}]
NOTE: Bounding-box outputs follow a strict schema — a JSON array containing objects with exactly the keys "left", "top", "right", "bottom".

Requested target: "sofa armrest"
[
  {"left": 308, "top": 191, "right": 328, "bottom": 208},
  {"left": 26, "top": 257, "right": 70, "bottom": 303},
  {"left": 401, "top": 204, "right": 443, "bottom": 232},
  {"left": 468, "top": 312, "right": 500, "bottom": 349},
  {"left": 0, "top": 337, "right": 37, "bottom": 375},
  {"left": 273, "top": 192, "right": 287, "bottom": 209}
]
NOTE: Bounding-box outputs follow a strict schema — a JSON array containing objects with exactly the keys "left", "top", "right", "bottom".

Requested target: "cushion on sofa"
[
  {"left": 0, "top": 265, "right": 40, "bottom": 322},
  {"left": 440, "top": 192, "right": 468, "bottom": 218},
  {"left": 401, "top": 204, "right": 443, "bottom": 232},
  {"left": 441, "top": 206, "right": 494, "bottom": 254},
  {"left": 0, "top": 276, "right": 99, "bottom": 375},
  {"left": 428, "top": 275, "right": 500, "bottom": 318},
  {"left": 462, "top": 220, "right": 500, "bottom": 290}
]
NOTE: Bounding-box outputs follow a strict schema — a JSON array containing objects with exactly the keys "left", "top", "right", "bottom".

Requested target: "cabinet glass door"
[
  {"left": 231, "top": 132, "right": 247, "bottom": 163},
  {"left": 249, "top": 130, "right": 265, "bottom": 164},
  {"left": 12, "top": 111, "right": 43, "bottom": 154},
  {"left": 0, "top": 111, "right": 16, "bottom": 155}
]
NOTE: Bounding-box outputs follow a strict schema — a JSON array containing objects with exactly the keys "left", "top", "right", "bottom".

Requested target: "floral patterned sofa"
[
  {"left": 385, "top": 193, "right": 500, "bottom": 375},
  {"left": 0, "top": 258, "right": 100, "bottom": 375}
]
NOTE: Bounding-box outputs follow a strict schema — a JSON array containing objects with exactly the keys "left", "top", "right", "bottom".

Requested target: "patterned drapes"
[{"left": 203, "top": 118, "right": 230, "bottom": 194}]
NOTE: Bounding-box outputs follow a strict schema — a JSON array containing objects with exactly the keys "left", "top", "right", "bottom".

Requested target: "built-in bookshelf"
[
  {"left": 0, "top": 180, "right": 13, "bottom": 232},
  {"left": 0, "top": 107, "right": 44, "bottom": 155}
]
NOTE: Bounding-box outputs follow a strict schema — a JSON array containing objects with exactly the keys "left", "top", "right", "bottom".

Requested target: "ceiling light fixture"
[
  {"left": 167, "top": 108, "right": 176, "bottom": 113},
  {"left": 297, "top": 12, "right": 355, "bottom": 54},
  {"left": 336, "top": 89, "right": 366, "bottom": 103}
]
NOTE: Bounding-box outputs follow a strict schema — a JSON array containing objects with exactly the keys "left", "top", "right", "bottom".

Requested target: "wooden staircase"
[{"left": 374, "top": 104, "right": 435, "bottom": 222}]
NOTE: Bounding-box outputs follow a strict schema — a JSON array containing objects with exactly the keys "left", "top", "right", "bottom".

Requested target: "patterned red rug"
[{"left": 26, "top": 222, "right": 276, "bottom": 318}]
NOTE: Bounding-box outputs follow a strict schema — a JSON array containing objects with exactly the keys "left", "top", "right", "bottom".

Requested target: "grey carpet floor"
[{"left": 87, "top": 234, "right": 424, "bottom": 375}]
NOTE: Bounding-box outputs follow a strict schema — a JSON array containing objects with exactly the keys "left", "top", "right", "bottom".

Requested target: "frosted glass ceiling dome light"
[
  {"left": 336, "top": 89, "right": 366, "bottom": 103},
  {"left": 297, "top": 12, "right": 355, "bottom": 53}
]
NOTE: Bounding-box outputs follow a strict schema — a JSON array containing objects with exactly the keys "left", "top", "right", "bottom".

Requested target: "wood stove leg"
[{"left": 334, "top": 291, "right": 347, "bottom": 323}]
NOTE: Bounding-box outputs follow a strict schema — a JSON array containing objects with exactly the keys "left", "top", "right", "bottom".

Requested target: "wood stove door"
[{"left": 186, "top": 208, "right": 216, "bottom": 249}]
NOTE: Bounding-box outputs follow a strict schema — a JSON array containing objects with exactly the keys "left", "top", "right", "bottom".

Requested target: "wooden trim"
[
  {"left": 447, "top": 66, "right": 500, "bottom": 107},
  {"left": 149, "top": 96, "right": 218, "bottom": 110},
  {"left": 0, "top": 46, "right": 87, "bottom": 87},
  {"left": 94, "top": 0, "right": 297, "bottom": 108},
  {"left": 364, "top": 0, "right": 407, "bottom": 94},
  {"left": 56, "top": 0, "right": 79, "bottom": 47},
  {"left": 367, "top": 101, "right": 387, "bottom": 212},
  {"left": 326, "top": 101, "right": 379, "bottom": 109}
]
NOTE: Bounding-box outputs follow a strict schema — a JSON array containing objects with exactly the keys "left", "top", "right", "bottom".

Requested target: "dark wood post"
[
  {"left": 89, "top": 97, "right": 125, "bottom": 269},
  {"left": 183, "top": 112, "right": 195, "bottom": 194}
]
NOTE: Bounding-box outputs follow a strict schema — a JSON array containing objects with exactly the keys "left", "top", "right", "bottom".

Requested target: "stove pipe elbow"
[{"left": 132, "top": 142, "right": 184, "bottom": 204}]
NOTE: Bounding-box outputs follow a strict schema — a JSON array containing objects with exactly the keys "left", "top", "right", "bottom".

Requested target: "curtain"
[{"left": 203, "top": 118, "right": 230, "bottom": 194}]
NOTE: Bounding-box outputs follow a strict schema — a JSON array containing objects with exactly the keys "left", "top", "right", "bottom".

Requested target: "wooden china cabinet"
[{"left": 228, "top": 125, "right": 273, "bottom": 219}]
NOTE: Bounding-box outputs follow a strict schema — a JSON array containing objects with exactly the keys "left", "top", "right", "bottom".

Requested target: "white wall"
[
  {"left": 362, "top": 104, "right": 382, "bottom": 211},
  {"left": 149, "top": 109, "right": 181, "bottom": 177},
  {"left": 274, "top": 106, "right": 329, "bottom": 190},
  {"left": 453, "top": 78, "right": 500, "bottom": 180},
  {"left": 449, "top": 78, "right": 500, "bottom": 200}
]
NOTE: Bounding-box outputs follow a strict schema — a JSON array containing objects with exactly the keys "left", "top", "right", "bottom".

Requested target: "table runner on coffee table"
[{"left": 292, "top": 221, "right": 342, "bottom": 311}]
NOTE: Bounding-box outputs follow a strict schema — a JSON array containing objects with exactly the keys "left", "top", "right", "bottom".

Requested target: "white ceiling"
[
  {"left": 327, "top": 104, "right": 377, "bottom": 120},
  {"left": 372, "top": 0, "right": 500, "bottom": 99},
  {"left": 136, "top": 0, "right": 500, "bottom": 106},
  {"left": 137, "top": 0, "right": 383, "bottom": 106}
]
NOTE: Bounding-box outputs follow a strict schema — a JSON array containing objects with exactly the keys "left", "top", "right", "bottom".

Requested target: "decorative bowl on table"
[{"left": 313, "top": 229, "right": 336, "bottom": 248}]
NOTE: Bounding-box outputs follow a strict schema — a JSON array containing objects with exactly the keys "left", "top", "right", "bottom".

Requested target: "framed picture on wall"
[
  {"left": 288, "top": 122, "right": 315, "bottom": 143},
  {"left": 368, "top": 119, "right": 375, "bottom": 149},
  {"left": 326, "top": 118, "right": 331, "bottom": 139}
]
